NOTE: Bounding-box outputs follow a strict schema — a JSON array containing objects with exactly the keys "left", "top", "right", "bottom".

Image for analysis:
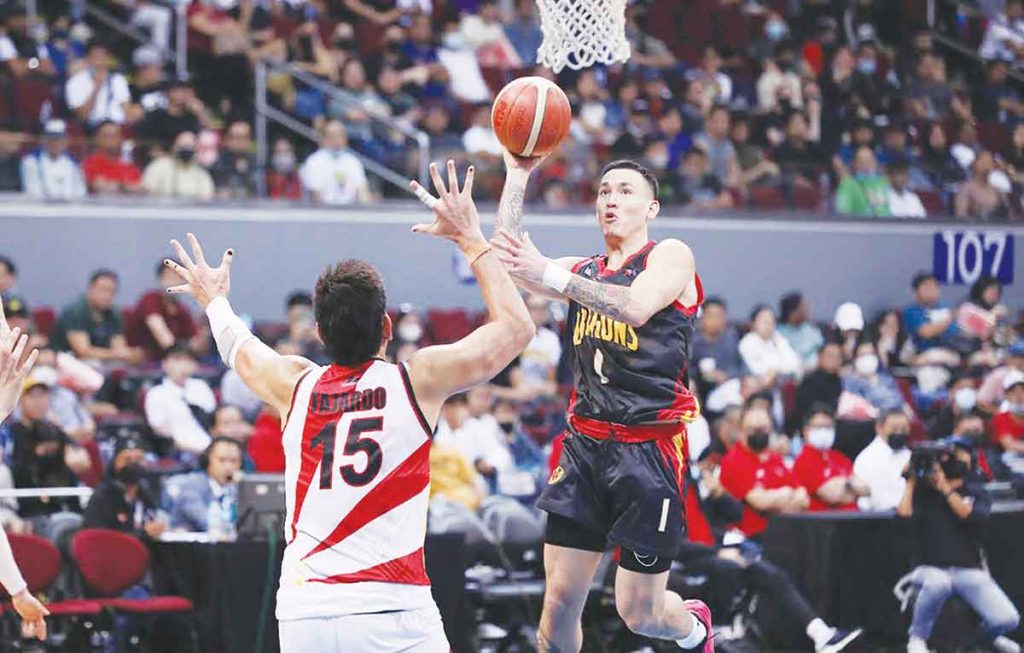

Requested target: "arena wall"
[{"left": 3, "top": 197, "right": 1023, "bottom": 323}]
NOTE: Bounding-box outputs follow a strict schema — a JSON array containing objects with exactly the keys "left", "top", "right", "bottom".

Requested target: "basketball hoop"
[{"left": 535, "top": 0, "right": 631, "bottom": 73}]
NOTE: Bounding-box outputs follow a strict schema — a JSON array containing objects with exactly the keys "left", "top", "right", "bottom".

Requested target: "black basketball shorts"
[{"left": 538, "top": 427, "right": 689, "bottom": 574}]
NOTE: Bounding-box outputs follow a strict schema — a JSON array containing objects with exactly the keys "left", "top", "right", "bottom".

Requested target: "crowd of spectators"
[{"left": 2, "top": 0, "right": 1024, "bottom": 217}]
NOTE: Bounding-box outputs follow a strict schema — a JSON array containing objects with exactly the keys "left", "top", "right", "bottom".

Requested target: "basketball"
[{"left": 491, "top": 76, "right": 572, "bottom": 159}]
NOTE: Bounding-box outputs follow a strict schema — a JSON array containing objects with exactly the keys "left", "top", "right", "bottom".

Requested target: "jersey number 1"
[{"left": 309, "top": 416, "right": 384, "bottom": 489}]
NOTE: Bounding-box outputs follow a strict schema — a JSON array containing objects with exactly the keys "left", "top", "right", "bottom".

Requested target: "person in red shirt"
[
  {"left": 720, "top": 406, "right": 809, "bottom": 538},
  {"left": 125, "top": 262, "right": 203, "bottom": 362},
  {"left": 81, "top": 121, "right": 142, "bottom": 194},
  {"left": 247, "top": 404, "right": 285, "bottom": 472},
  {"left": 990, "top": 370, "right": 1024, "bottom": 454},
  {"left": 793, "top": 404, "right": 868, "bottom": 512}
]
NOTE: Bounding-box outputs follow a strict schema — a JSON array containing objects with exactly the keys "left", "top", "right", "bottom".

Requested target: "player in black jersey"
[{"left": 490, "top": 154, "right": 713, "bottom": 653}]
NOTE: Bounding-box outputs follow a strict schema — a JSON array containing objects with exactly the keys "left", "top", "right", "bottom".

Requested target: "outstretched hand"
[
  {"left": 502, "top": 147, "right": 549, "bottom": 175},
  {"left": 12, "top": 589, "right": 48, "bottom": 641},
  {"left": 409, "top": 160, "right": 486, "bottom": 248},
  {"left": 164, "top": 233, "right": 235, "bottom": 309},
  {"left": 0, "top": 300, "right": 39, "bottom": 423},
  {"left": 490, "top": 228, "right": 549, "bottom": 286}
]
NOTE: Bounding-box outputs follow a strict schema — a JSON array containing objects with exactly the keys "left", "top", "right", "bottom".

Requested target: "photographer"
[{"left": 896, "top": 440, "right": 1020, "bottom": 653}]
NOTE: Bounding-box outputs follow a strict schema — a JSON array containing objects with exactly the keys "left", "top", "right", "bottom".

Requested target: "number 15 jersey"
[{"left": 276, "top": 358, "right": 437, "bottom": 621}]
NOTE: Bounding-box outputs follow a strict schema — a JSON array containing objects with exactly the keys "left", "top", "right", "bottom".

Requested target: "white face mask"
[
  {"left": 854, "top": 354, "right": 879, "bottom": 376},
  {"left": 807, "top": 426, "right": 836, "bottom": 450},
  {"left": 397, "top": 322, "right": 423, "bottom": 343},
  {"left": 954, "top": 387, "right": 977, "bottom": 412}
]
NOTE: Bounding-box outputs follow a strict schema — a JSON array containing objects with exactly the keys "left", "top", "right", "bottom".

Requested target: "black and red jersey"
[{"left": 566, "top": 240, "right": 704, "bottom": 430}]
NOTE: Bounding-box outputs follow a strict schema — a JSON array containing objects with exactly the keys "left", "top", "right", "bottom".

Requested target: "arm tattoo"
[
  {"left": 495, "top": 180, "right": 527, "bottom": 238},
  {"left": 564, "top": 275, "right": 636, "bottom": 324}
]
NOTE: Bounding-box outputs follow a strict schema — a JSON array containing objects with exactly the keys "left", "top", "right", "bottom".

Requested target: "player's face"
[{"left": 595, "top": 169, "right": 657, "bottom": 242}]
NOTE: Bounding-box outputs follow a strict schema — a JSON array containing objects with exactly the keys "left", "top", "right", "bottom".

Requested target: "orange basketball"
[{"left": 491, "top": 76, "right": 572, "bottom": 158}]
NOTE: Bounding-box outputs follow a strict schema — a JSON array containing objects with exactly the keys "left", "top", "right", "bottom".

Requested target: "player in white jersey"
[{"left": 163, "top": 159, "right": 535, "bottom": 652}]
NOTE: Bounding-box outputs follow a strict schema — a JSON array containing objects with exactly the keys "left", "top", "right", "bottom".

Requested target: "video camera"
[{"left": 908, "top": 442, "right": 953, "bottom": 480}]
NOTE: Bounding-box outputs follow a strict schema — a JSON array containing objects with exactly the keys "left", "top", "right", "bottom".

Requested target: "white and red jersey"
[{"left": 275, "top": 359, "right": 437, "bottom": 621}]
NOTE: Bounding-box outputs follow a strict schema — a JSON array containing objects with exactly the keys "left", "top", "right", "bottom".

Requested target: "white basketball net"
[{"left": 535, "top": 0, "right": 631, "bottom": 73}]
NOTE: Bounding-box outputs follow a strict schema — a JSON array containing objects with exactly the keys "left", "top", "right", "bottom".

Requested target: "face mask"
[
  {"left": 854, "top": 354, "right": 879, "bottom": 376},
  {"left": 747, "top": 430, "right": 770, "bottom": 452},
  {"left": 954, "top": 387, "right": 977, "bottom": 412},
  {"left": 807, "top": 427, "right": 835, "bottom": 450},
  {"left": 175, "top": 148, "right": 195, "bottom": 163},
  {"left": 397, "top": 322, "right": 423, "bottom": 343},
  {"left": 766, "top": 21, "right": 787, "bottom": 41},
  {"left": 273, "top": 153, "right": 295, "bottom": 172},
  {"left": 1010, "top": 401, "right": 1024, "bottom": 415},
  {"left": 887, "top": 431, "right": 909, "bottom": 450},
  {"left": 857, "top": 59, "right": 877, "bottom": 74},
  {"left": 941, "top": 458, "right": 969, "bottom": 480},
  {"left": 498, "top": 421, "right": 515, "bottom": 434}
]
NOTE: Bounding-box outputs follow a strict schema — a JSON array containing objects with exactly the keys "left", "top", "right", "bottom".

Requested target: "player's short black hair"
[
  {"left": 89, "top": 268, "right": 118, "bottom": 285},
  {"left": 314, "top": 260, "right": 387, "bottom": 365},
  {"left": 803, "top": 402, "right": 835, "bottom": 427},
  {"left": 600, "top": 160, "right": 659, "bottom": 199}
]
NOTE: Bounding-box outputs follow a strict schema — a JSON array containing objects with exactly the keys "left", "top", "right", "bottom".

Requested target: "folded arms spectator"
[{"left": 50, "top": 269, "right": 140, "bottom": 364}]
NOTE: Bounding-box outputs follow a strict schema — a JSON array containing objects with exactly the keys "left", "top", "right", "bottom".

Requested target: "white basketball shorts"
[{"left": 278, "top": 605, "right": 449, "bottom": 653}]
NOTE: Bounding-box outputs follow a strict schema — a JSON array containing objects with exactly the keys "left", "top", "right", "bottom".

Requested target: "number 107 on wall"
[{"left": 933, "top": 231, "right": 1014, "bottom": 285}]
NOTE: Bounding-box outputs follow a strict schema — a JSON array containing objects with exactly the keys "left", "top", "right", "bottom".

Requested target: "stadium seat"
[
  {"left": 31, "top": 307, "right": 56, "bottom": 338},
  {"left": 70, "top": 529, "right": 198, "bottom": 647},
  {"left": 977, "top": 122, "right": 1007, "bottom": 153},
  {"left": 9, "top": 77, "right": 54, "bottom": 134},
  {"left": 713, "top": 4, "right": 751, "bottom": 52},
  {"left": 748, "top": 186, "right": 786, "bottom": 210},
  {"left": 427, "top": 308, "right": 473, "bottom": 344},
  {"left": 792, "top": 184, "right": 823, "bottom": 211},
  {"left": 917, "top": 190, "right": 945, "bottom": 216},
  {"left": 4, "top": 534, "right": 103, "bottom": 618}
]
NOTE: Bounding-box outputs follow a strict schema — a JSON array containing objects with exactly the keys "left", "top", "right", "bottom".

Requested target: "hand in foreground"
[
  {"left": 0, "top": 299, "right": 39, "bottom": 422},
  {"left": 490, "top": 229, "right": 549, "bottom": 286},
  {"left": 164, "top": 233, "right": 235, "bottom": 309},
  {"left": 409, "top": 160, "right": 485, "bottom": 248},
  {"left": 12, "top": 589, "right": 48, "bottom": 641}
]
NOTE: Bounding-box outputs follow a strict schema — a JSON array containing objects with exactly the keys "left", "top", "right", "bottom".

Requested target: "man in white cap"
[{"left": 20, "top": 119, "right": 86, "bottom": 200}]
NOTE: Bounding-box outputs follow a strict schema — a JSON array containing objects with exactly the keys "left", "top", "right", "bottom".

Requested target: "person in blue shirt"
[{"left": 902, "top": 272, "right": 967, "bottom": 364}]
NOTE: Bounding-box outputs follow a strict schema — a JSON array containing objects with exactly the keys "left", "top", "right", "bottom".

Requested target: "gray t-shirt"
[{"left": 695, "top": 133, "right": 737, "bottom": 183}]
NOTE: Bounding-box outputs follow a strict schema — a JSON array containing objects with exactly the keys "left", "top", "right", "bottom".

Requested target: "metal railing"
[
  {"left": 254, "top": 61, "right": 430, "bottom": 197},
  {"left": 81, "top": 1, "right": 187, "bottom": 79}
]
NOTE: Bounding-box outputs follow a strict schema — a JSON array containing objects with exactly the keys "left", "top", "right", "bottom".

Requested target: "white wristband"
[
  {"left": 541, "top": 261, "right": 572, "bottom": 293},
  {"left": 205, "top": 297, "right": 256, "bottom": 369}
]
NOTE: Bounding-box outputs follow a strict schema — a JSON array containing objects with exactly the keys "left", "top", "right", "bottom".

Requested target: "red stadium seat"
[
  {"left": 4, "top": 534, "right": 103, "bottom": 617},
  {"left": 792, "top": 184, "right": 823, "bottom": 211},
  {"left": 713, "top": 4, "right": 751, "bottom": 52},
  {"left": 70, "top": 528, "right": 198, "bottom": 638},
  {"left": 977, "top": 122, "right": 1007, "bottom": 153},
  {"left": 10, "top": 78, "right": 54, "bottom": 134},
  {"left": 31, "top": 306, "right": 56, "bottom": 338},
  {"left": 749, "top": 185, "right": 786, "bottom": 210},
  {"left": 918, "top": 190, "right": 945, "bottom": 216},
  {"left": 427, "top": 308, "right": 472, "bottom": 344}
]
